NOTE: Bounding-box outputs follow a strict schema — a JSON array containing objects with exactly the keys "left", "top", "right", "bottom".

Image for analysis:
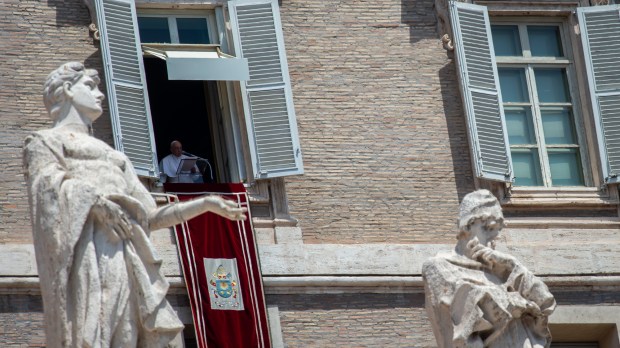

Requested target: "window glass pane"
[
  {"left": 491, "top": 25, "right": 522, "bottom": 56},
  {"left": 138, "top": 17, "right": 171, "bottom": 43},
  {"left": 548, "top": 148, "right": 584, "bottom": 186},
  {"left": 505, "top": 107, "right": 535, "bottom": 145},
  {"left": 511, "top": 148, "right": 543, "bottom": 186},
  {"left": 499, "top": 68, "right": 529, "bottom": 103},
  {"left": 541, "top": 108, "right": 576, "bottom": 144},
  {"left": 177, "top": 18, "right": 210, "bottom": 44},
  {"left": 528, "top": 26, "right": 563, "bottom": 57},
  {"left": 534, "top": 68, "right": 569, "bottom": 103}
]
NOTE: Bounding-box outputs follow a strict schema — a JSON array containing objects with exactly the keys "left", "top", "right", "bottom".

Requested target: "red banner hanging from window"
[{"left": 165, "top": 183, "right": 271, "bottom": 348}]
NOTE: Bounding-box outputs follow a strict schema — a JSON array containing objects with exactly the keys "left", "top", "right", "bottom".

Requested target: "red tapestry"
[{"left": 165, "top": 183, "right": 271, "bottom": 348}]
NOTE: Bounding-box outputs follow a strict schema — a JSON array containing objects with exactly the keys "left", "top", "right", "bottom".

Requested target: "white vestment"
[{"left": 160, "top": 154, "right": 199, "bottom": 183}]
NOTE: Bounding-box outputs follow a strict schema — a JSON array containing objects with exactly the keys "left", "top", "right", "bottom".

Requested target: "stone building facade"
[{"left": 0, "top": 0, "right": 619, "bottom": 347}]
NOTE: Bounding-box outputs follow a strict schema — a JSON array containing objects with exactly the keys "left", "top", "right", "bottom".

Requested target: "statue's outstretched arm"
[{"left": 148, "top": 195, "right": 247, "bottom": 231}]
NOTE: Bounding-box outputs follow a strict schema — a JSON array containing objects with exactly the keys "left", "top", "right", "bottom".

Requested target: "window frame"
[
  {"left": 94, "top": 0, "right": 305, "bottom": 183},
  {"left": 137, "top": 8, "right": 246, "bottom": 183},
  {"left": 137, "top": 9, "right": 219, "bottom": 45},
  {"left": 491, "top": 18, "right": 592, "bottom": 187},
  {"left": 447, "top": 1, "right": 620, "bottom": 210}
]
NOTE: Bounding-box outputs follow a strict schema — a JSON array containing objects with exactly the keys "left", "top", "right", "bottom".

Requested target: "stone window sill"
[
  {"left": 501, "top": 186, "right": 619, "bottom": 208},
  {"left": 506, "top": 216, "right": 620, "bottom": 229}
]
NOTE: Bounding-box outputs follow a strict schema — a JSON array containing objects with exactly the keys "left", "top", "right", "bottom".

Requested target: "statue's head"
[
  {"left": 43, "top": 62, "right": 102, "bottom": 122},
  {"left": 457, "top": 189, "right": 505, "bottom": 241}
]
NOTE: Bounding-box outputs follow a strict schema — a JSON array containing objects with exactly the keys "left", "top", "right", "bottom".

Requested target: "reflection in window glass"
[
  {"left": 512, "top": 148, "right": 543, "bottom": 186},
  {"left": 177, "top": 18, "right": 210, "bottom": 44},
  {"left": 491, "top": 25, "right": 522, "bottom": 56},
  {"left": 138, "top": 17, "right": 171, "bottom": 43},
  {"left": 492, "top": 21, "right": 585, "bottom": 187},
  {"left": 505, "top": 107, "right": 535, "bottom": 145},
  {"left": 535, "top": 69, "right": 569, "bottom": 103},
  {"left": 548, "top": 149, "right": 584, "bottom": 186},
  {"left": 528, "top": 26, "right": 563, "bottom": 57},
  {"left": 499, "top": 68, "right": 529, "bottom": 103},
  {"left": 541, "top": 108, "right": 576, "bottom": 144}
]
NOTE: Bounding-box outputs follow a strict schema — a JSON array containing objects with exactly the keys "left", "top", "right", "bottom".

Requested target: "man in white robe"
[{"left": 160, "top": 140, "right": 200, "bottom": 183}]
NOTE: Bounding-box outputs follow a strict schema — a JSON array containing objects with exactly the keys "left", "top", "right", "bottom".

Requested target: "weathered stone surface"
[
  {"left": 422, "top": 190, "right": 556, "bottom": 347},
  {"left": 23, "top": 62, "right": 246, "bottom": 348}
]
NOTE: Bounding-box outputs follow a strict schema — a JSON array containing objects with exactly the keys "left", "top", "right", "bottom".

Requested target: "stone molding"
[{"left": 2, "top": 236, "right": 620, "bottom": 278}]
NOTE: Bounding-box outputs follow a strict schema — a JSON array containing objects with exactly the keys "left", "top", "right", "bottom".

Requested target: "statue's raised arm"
[{"left": 24, "top": 62, "right": 246, "bottom": 348}]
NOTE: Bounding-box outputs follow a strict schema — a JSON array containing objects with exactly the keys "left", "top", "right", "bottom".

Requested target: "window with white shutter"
[
  {"left": 93, "top": 0, "right": 303, "bottom": 182},
  {"left": 449, "top": 1, "right": 513, "bottom": 183},
  {"left": 578, "top": 5, "right": 620, "bottom": 185},
  {"left": 94, "top": 0, "right": 159, "bottom": 178},
  {"left": 229, "top": 0, "right": 304, "bottom": 179},
  {"left": 448, "top": 1, "right": 611, "bottom": 188}
]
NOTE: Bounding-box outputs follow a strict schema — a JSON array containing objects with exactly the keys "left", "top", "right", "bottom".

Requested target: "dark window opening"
[{"left": 143, "top": 57, "right": 223, "bottom": 183}]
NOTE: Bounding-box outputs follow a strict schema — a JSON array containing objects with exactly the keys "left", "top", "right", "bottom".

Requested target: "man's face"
[
  {"left": 171, "top": 142, "right": 182, "bottom": 157},
  {"left": 468, "top": 216, "right": 501, "bottom": 246}
]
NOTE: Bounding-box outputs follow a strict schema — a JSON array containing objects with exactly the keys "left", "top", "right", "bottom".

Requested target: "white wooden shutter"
[
  {"left": 228, "top": 0, "right": 304, "bottom": 179},
  {"left": 94, "top": 0, "right": 159, "bottom": 177},
  {"left": 449, "top": 1, "right": 513, "bottom": 182},
  {"left": 578, "top": 5, "right": 620, "bottom": 184}
]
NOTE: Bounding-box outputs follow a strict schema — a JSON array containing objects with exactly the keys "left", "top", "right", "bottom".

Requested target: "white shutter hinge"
[{"left": 605, "top": 173, "right": 618, "bottom": 183}]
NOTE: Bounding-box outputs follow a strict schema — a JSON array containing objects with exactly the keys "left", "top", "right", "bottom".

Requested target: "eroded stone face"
[{"left": 422, "top": 189, "right": 556, "bottom": 348}]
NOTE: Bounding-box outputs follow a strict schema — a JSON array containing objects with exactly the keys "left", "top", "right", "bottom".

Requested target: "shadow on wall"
[
  {"left": 401, "top": 0, "right": 440, "bottom": 45},
  {"left": 46, "top": 0, "right": 92, "bottom": 28},
  {"left": 439, "top": 57, "right": 476, "bottom": 202},
  {"left": 401, "top": 0, "right": 475, "bottom": 201},
  {"left": 40, "top": 0, "right": 113, "bottom": 145}
]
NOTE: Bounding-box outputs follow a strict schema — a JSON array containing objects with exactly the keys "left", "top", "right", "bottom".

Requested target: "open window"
[
  {"left": 137, "top": 10, "right": 249, "bottom": 183},
  {"left": 93, "top": 0, "right": 303, "bottom": 182}
]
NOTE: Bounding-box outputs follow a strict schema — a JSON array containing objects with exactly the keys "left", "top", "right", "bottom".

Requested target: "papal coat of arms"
[{"left": 204, "top": 258, "right": 245, "bottom": 310}]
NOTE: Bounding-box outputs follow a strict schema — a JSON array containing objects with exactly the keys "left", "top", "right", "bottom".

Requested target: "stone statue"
[
  {"left": 422, "top": 190, "right": 556, "bottom": 348},
  {"left": 23, "top": 62, "right": 247, "bottom": 347}
]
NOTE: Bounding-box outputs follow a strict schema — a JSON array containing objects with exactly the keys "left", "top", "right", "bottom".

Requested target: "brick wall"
[
  {"left": 0, "top": 295, "right": 45, "bottom": 347},
  {"left": 2, "top": 0, "right": 474, "bottom": 246},
  {"left": 281, "top": 0, "right": 476, "bottom": 244},
  {"left": 0, "top": 0, "right": 111, "bottom": 244},
  {"left": 270, "top": 293, "right": 437, "bottom": 347}
]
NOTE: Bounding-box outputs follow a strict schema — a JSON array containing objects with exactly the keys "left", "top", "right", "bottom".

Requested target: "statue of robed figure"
[{"left": 24, "top": 62, "right": 247, "bottom": 347}]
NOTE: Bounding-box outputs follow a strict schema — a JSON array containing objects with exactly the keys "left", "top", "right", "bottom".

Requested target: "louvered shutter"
[
  {"left": 94, "top": 0, "right": 159, "bottom": 177},
  {"left": 449, "top": 1, "right": 513, "bottom": 182},
  {"left": 578, "top": 5, "right": 620, "bottom": 184},
  {"left": 228, "top": 0, "right": 304, "bottom": 179}
]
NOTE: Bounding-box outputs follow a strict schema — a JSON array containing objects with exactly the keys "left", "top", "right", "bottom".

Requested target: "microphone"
[{"left": 182, "top": 151, "right": 214, "bottom": 182}]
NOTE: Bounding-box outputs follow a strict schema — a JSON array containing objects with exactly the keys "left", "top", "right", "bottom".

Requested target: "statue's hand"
[
  {"left": 200, "top": 195, "right": 247, "bottom": 221},
  {"left": 467, "top": 239, "right": 516, "bottom": 269},
  {"left": 507, "top": 292, "right": 542, "bottom": 318},
  {"left": 92, "top": 197, "right": 133, "bottom": 242}
]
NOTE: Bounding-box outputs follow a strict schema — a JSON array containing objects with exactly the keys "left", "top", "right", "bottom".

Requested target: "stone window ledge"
[
  {"left": 500, "top": 186, "right": 619, "bottom": 209},
  {"left": 506, "top": 216, "right": 620, "bottom": 229}
]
